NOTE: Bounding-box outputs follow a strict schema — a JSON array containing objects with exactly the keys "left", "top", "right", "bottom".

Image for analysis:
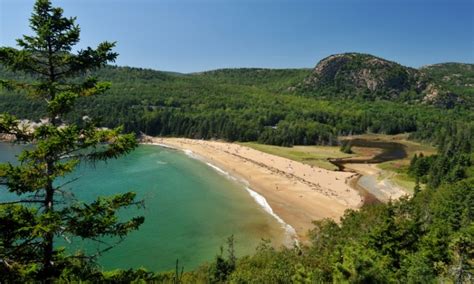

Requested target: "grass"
[
  {"left": 361, "top": 133, "right": 437, "bottom": 191},
  {"left": 239, "top": 142, "right": 354, "bottom": 170},
  {"left": 241, "top": 134, "right": 437, "bottom": 193},
  {"left": 378, "top": 162, "right": 417, "bottom": 192}
]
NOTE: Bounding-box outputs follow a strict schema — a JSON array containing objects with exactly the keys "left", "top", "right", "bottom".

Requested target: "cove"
[{"left": 0, "top": 143, "right": 286, "bottom": 272}]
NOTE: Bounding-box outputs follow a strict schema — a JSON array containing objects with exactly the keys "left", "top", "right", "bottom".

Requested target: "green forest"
[
  {"left": 1, "top": 63, "right": 473, "bottom": 148},
  {"left": 0, "top": 0, "right": 473, "bottom": 282}
]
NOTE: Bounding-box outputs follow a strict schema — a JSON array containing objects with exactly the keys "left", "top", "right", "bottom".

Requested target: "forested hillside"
[
  {"left": 421, "top": 63, "right": 474, "bottom": 96},
  {"left": 4, "top": 117, "right": 471, "bottom": 283},
  {"left": 0, "top": 57, "right": 473, "bottom": 147},
  {"left": 1, "top": 0, "right": 472, "bottom": 281},
  {"left": 299, "top": 53, "right": 474, "bottom": 107},
  {"left": 1, "top": 43, "right": 473, "bottom": 284},
  {"left": 300, "top": 53, "right": 423, "bottom": 100}
]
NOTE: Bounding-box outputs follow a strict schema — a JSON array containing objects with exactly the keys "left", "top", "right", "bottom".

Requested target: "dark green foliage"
[
  {"left": 0, "top": 1, "right": 472, "bottom": 283},
  {"left": 197, "top": 131, "right": 471, "bottom": 283},
  {"left": 220, "top": 177, "right": 472, "bottom": 283},
  {"left": 340, "top": 140, "right": 353, "bottom": 154},
  {"left": 409, "top": 122, "right": 473, "bottom": 187},
  {"left": 448, "top": 224, "right": 474, "bottom": 283},
  {"left": 208, "top": 236, "right": 236, "bottom": 283},
  {"left": 0, "top": 0, "right": 143, "bottom": 281},
  {"left": 1, "top": 53, "right": 473, "bottom": 147},
  {"left": 300, "top": 53, "right": 424, "bottom": 101},
  {"left": 1, "top": 52, "right": 472, "bottom": 283},
  {"left": 194, "top": 68, "right": 310, "bottom": 89},
  {"left": 29, "top": 175, "right": 473, "bottom": 283},
  {"left": 1, "top": 66, "right": 472, "bottom": 147},
  {"left": 226, "top": 241, "right": 302, "bottom": 283},
  {"left": 413, "top": 177, "right": 421, "bottom": 196},
  {"left": 299, "top": 53, "right": 473, "bottom": 109},
  {"left": 421, "top": 63, "right": 474, "bottom": 102}
]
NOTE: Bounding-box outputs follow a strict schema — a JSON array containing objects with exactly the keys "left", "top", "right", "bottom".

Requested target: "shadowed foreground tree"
[{"left": 0, "top": 0, "right": 144, "bottom": 281}]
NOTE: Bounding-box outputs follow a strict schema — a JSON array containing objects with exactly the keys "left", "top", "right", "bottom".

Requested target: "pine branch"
[{"left": 0, "top": 199, "right": 43, "bottom": 205}]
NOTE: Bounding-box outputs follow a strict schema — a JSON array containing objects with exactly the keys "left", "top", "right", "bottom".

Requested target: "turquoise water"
[{"left": 0, "top": 143, "right": 285, "bottom": 271}]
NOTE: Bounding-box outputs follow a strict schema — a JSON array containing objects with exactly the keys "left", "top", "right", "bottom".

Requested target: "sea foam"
[
  {"left": 205, "top": 162, "right": 239, "bottom": 182},
  {"left": 183, "top": 149, "right": 196, "bottom": 158},
  {"left": 159, "top": 145, "right": 299, "bottom": 245},
  {"left": 244, "top": 187, "right": 298, "bottom": 245},
  {"left": 202, "top": 159, "right": 298, "bottom": 245}
]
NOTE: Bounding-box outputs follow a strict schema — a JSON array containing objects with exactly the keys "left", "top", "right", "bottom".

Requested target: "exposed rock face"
[
  {"left": 420, "top": 63, "right": 474, "bottom": 89},
  {"left": 423, "top": 89, "right": 464, "bottom": 108},
  {"left": 0, "top": 133, "right": 16, "bottom": 142},
  {"left": 303, "top": 53, "right": 424, "bottom": 98},
  {"left": 300, "top": 53, "right": 466, "bottom": 107}
]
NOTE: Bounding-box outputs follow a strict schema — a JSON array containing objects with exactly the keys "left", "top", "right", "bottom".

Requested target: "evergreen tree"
[
  {"left": 340, "top": 140, "right": 353, "bottom": 154},
  {"left": 414, "top": 177, "right": 421, "bottom": 196},
  {"left": 409, "top": 153, "right": 418, "bottom": 173},
  {"left": 0, "top": 0, "right": 144, "bottom": 280}
]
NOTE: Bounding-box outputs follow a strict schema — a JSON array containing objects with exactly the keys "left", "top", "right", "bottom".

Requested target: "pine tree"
[
  {"left": 0, "top": 0, "right": 144, "bottom": 280},
  {"left": 409, "top": 153, "right": 418, "bottom": 174},
  {"left": 414, "top": 177, "right": 421, "bottom": 196}
]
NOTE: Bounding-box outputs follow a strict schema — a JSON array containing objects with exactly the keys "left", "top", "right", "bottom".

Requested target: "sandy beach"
[{"left": 147, "top": 137, "right": 363, "bottom": 242}]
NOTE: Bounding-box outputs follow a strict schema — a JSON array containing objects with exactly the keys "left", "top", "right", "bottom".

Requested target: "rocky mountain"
[
  {"left": 1, "top": 53, "right": 472, "bottom": 109},
  {"left": 299, "top": 53, "right": 472, "bottom": 107},
  {"left": 420, "top": 63, "right": 474, "bottom": 94}
]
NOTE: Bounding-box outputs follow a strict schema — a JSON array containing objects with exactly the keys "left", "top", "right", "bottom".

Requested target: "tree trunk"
[
  {"left": 42, "top": 160, "right": 55, "bottom": 281},
  {"left": 42, "top": 39, "right": 57, "bottom": 280}
]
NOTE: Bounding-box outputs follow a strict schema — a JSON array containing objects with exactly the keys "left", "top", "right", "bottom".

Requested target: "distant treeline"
[
  {"left": 8, "top": 123, "right": 471, "bottom": 283},
  {"left": 1, "top": 65, "right": 472, "bottom": 147},
  {"left": 1, "top": 61, "right": 472, "bottom": 284}
]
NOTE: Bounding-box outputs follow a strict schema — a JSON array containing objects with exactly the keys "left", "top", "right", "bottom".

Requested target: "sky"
[{"left": 1, "top": 0, "right": 473, "bottom": 73}]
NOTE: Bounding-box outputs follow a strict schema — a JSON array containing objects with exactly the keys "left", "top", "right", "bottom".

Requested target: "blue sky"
[{"left": 1, "top": 0, "right": 473, "bottom": 73}]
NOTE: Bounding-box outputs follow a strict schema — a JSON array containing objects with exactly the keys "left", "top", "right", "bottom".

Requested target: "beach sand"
[
  {"left": 345, "top": 163, "right": 409, "bottom": 202},
  {"left": 148, "top": 137, "right": 363, "bottom": 242}
]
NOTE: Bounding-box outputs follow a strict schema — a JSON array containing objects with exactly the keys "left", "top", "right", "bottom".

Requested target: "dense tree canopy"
[
  {"left": 0, "top": 0, "right": 472, "bottom": 282},
  {"left": 1, "top": 64, "right": 472, "bottom": 148},
  {"left": 0, "top": 0, "right": 143, "bottom": 281}
]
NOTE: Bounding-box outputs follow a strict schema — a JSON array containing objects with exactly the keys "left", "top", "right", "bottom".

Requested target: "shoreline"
[
  {"left": 186, "top": 148, "right": 299, "bottom": 246},
  {"left": 144, "top": 137, "right": 363, "bottom": 242},
  {"left": 344, "top": 163, "right": 410, "bottom": 202},
  {"left": 145, "top": 141, "right": 298, "bottom": 245}
]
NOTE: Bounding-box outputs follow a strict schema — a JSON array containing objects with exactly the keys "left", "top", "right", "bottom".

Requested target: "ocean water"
[{"left": 0, "top": 143, "right": 286, "bottom": 272}]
